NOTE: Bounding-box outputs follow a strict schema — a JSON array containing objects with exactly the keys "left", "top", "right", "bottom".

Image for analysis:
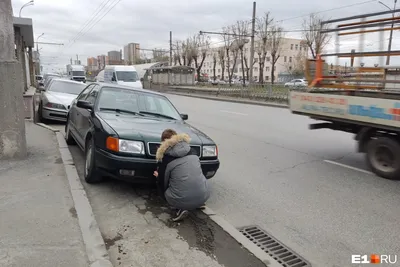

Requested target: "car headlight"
[
  {"left": 202, "top": 145, "right": 217, "bottom": 157},
  {"left": 45, "top": 102, "right": 66, "bottom": 110},
  {"left": 106, "top": 137, "right": 144, "bottom": 154}
]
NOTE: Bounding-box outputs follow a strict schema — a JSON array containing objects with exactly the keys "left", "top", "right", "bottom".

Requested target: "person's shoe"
[
  {"left": 172, "top": 209, "right": 189, "bottom": 222},
  {"left": 197, "top": 204, "right": 206, "bottom": 210}
]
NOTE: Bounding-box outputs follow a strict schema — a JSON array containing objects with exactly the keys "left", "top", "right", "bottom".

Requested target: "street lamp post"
[
  {"left": 36, "top": 33, "right": 44, "bottom": 54},
  {"left": 36, "top": 33, "right": 44, "bottom": 75},
  {"left": 378, "top": 0, "right": 397, "bottom": 65},
  {"left": 19, "top": 0, "right": 34, "bottom": 17}
]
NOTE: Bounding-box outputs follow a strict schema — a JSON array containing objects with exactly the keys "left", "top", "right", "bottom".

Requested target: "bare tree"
[
  {"left": 222, "top": 26, "right": 232, "bottom": 82},
  {"left": 269, "top": 24, "right": 284, "bottom": 84},
  {"left": 217, "top": 47, "right": 225, "bottom": 81},
  {"left": 191, "top": 34, "right": 210, "bottom": 81},
  {"left": 231, "top": 20, "right": 250, "bottom": 85},
  {"left": 181, "top": 38, "right": 194, "bottom": 66},
  {"left": 302, "top": 13, "right": 331, "bottom": 59},
  {"left": 173, "top": 40, "right": 182, "bottom": 65},
  {"left": 256, "top": 12, "right": 273, "bottom": 84},
  {"left": 212, "top": 51, "right": 217, "bottom": 81},
  {"left": 285, "top": 50, "right": 307, "bottom": 76}
]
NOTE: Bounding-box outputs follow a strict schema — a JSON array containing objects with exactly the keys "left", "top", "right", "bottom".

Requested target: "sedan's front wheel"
[{"left": 84, "top": 138, "right": 103, "bottom": 184}]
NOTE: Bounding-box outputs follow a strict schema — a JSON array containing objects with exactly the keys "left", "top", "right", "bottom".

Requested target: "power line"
[
  {"left": 67, "top": 0, "right": 115, "bottom": 47},
  {"left": 57, "top": 0, "right": 122, "bottom": 60},
  {"left": 56, "top": 0, "right": 114, "bottom": 55},
  {"left": 66, "top": 0, "right": 121, "bottom": 49}
]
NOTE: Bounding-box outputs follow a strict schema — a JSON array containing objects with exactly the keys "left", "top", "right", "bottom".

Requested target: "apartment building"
[
  {"left": 108, "top": 50, "right": 122, "bottom": 61},
  {"left": 199, "top": 38, "right": 307, "bottom": 82},
  {"left": 124, "top": 43, "right": 140, "bottom": 65},
  {"left": 97, "top": 55, "right": 109, "bottom": 70},
  {"left": 87, "top": 57, "right": 98, "bottom": 72}
]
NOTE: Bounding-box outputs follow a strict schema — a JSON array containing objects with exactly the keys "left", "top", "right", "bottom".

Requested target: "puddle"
[{"left": 104, "top": 233, "right": 123, "bottom": 250}]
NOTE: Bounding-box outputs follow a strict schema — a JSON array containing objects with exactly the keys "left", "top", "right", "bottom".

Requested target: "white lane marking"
[
  {"left": 220, "top": 110, "right": 248, "bottom": 116},
  {"left": 324, "top": 160, "right": 374, "bottom": 175}
]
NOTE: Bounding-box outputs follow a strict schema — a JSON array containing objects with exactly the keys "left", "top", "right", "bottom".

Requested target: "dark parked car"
[{"left": 65, "top": 83, "right": 220, "bottom": 183}]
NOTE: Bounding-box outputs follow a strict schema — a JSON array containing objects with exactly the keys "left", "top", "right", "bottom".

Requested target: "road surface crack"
[{"left": 268, "top": 159, "right": 320, "bottom": 174}]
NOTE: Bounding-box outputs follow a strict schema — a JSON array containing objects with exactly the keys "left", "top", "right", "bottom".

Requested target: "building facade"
[
  {"left": 123, "top": 43, "right": 140, "bottom": 65},
  {"left": 198, "top": 37, "right": 307, "bottom": 82},
  {"left": 108, "top": 50, "right": 121, "bottom": 61},
  {"left": 97, "top": 55, "right": 109, "bottom": 70},
  {"left": 87, "top": 57, "right": 98, "bottom": 72}
]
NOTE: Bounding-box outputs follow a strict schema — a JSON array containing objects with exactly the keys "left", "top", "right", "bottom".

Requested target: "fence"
[{"left": 166, "top": 83, "right": 295, "bottom": 104}]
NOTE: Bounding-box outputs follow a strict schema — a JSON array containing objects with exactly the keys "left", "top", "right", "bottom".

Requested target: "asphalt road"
[
  {"left": 47, "top": 93, "right": 400, "bottom": 267},
  {"left": 163, "top": 94, "right": 400, "bottom": 267}
]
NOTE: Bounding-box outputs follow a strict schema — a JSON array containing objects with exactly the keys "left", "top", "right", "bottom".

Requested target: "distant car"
[
  {"left": 38, "top": 79, "right": 87, "bottom": 123},
  {"left": 65, "top": 83, "right": 220, "bottom": 184},
  {"left": 284, "top": 79, "right": 308, "bottom": 87}
]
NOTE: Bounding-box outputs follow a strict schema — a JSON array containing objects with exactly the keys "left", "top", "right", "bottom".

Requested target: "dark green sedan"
[{"left": 64, "top": 83, "right": 220, "bottom": 183}]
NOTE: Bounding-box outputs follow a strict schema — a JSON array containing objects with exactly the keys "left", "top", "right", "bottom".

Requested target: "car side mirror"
[
  {"left": 180, "top": 114, "right": 188, "bottom": 120},
  {"left": 111, "top": 77, "right": 116, "bottom": 81},
  {"left": 140, "top": 78, "right": 144, "bottom": 82},
  {"left": 77, "top": 100, "right": 93, "bottom": 110}
]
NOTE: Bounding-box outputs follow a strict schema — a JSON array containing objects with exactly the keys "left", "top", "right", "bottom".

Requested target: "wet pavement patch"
[
  {"left": 104, "top": 233, "right": 123, "bottom": 250},
  {"left": 69, "top": 207, "right": 77, "bottom": 218},
  {"left": 140, "top": 188, "right": 266, "bottom": 267}
]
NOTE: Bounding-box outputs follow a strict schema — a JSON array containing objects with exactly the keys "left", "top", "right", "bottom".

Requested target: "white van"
[
  {"left": 103, "top": 65, "right": 142, "bottom": 89},
  {"left": 96, "top": 70, "right": 104, "bottom": 82}
]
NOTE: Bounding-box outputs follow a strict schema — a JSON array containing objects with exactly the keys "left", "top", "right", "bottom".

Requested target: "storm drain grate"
[{"left": 239, "top": 225, "right": 311, "bottom": 267}]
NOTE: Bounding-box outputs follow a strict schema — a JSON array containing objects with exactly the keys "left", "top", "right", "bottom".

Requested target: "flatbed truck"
[{"left": 289, "top": 89, "right": 400, "bottom": 180}]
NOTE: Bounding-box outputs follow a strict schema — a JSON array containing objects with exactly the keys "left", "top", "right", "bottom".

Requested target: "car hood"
[
  {"left": 117, "top": 81, "right": 143, "bottom": 89},
  {"left": 98, "top": 112, "right": 213, "bottom": 145},
  {"left": 44, "top": 91, "right": 77, "bottom": 108}
]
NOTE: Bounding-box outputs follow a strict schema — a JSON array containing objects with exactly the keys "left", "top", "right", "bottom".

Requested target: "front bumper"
[
  {"left": 95, "top": 148, "right": 220, "bottom": 182},
  {"left": 42, "top": 107, "right": 68, "bottom": 122}
]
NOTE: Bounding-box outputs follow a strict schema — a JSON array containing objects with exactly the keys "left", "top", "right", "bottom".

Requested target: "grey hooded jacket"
[{"left": 156, "top": 133, "right": 210, "bottom": 210}]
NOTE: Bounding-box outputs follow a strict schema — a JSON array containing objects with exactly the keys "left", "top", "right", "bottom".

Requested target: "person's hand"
[{"left": 153, "top": 171, "right": 158, "bottom": 177}]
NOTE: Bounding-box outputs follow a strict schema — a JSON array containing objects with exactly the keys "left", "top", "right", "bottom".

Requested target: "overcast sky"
[{"left": 11, "top": 0, "right": 400, "bottom": 72}]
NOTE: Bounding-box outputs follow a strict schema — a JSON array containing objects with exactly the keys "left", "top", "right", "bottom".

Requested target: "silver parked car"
[{"left": 38, "top": 79, "right": 87, "bottom": 123}]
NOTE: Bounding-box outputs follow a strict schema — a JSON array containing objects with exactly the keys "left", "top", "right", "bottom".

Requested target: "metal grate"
[
  {"left": 147, "top": 142, "right": 201, "bottom": 157},
  {"left": 239, "top": 225, "right": 311, "bottom": 267}
]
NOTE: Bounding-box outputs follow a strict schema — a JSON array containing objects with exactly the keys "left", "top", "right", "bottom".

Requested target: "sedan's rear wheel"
[{"left": 84, "top": 138, "right": 103, "bottom": 184}]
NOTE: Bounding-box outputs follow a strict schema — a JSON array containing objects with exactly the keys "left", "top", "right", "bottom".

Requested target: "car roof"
[
  {"left": 50, "top": 78, "right": 85, "bottom": 85},
  {"left": 95, "top": 82, "right": 164, "bottom": 96}
]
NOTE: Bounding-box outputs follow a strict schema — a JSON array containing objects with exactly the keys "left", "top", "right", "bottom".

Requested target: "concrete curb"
[
  {"left": 154, "top": 90, "right": 289, "bottom": 109},
  {"left": 35, "top": 122, "right": 60, "bottom": 132},
  {"left": 201, "top": 207, "right": 283, "bottom": 267},
  {"left": 54, "top": 131, "right": 113, "bottom": 267}
]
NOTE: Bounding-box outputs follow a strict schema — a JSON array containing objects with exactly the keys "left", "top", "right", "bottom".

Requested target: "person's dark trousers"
[{"left": 156, "top": 176, "right": 167, "bottom": 201}]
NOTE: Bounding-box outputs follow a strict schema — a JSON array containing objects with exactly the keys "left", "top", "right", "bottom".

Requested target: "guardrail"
[{"left": 163, "top": 84, "right": 292, "bottom": 104}]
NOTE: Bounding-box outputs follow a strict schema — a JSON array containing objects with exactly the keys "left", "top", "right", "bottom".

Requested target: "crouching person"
[{"left": 154, "top": 129, "right": 210, "bottom": 222}]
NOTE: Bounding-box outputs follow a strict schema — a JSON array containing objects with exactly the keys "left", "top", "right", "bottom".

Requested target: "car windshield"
[
  {"left": 48, "top": 81, "right": 86, "bottom": 95},
  {"left": 72, "top": 71, "right": 85, "bottom": 76},
  {"left": 116, "top": 71, "right": 139, "bottom": 82},
  {"left": 97, "top": 87, "right": 181, "bottom": 120}
]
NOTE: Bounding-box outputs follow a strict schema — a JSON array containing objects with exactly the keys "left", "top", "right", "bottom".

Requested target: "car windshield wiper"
[
  {"left": 139, "top": 111, "right": 176, "bottom": 120},
  {"left": 100, "top": 108, "right": 144, "bottom": 116}
]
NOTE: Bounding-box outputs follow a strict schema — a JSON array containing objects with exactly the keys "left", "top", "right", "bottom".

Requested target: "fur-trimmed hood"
[{"left": 156, "top": 133, "right": 191, "bottom": 162}]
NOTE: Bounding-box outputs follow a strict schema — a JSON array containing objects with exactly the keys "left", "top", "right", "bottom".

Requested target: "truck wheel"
[{"left": 366, "top": 137, "right": 400, "bottom": 180}]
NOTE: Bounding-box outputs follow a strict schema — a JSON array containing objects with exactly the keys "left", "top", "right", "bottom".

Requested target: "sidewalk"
[{"left": 0, "top": 121, "right": 88, "bottom": 267}]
